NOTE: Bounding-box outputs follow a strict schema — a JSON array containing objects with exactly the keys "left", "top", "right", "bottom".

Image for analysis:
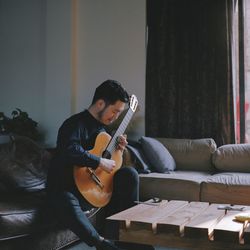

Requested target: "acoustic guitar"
[{"left": 73, "top": 95, "right": 138, "bottom": 207}]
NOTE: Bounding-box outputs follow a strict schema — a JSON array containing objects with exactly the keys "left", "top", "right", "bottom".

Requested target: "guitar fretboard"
[{"left": 105, "top": 108, "right": 134, "bottom": 155}]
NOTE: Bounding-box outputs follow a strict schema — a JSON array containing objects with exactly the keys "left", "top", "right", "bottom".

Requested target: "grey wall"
[
  {"left": 0, "top": 0, "right": 146, "bottom": 147},
  {"left": 0, "top": 0, "right": 47, "bottom": 137}
]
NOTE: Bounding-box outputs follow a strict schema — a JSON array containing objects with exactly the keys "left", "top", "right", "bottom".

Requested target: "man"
[{"left": 46, "top": 80, "right": 139, "bottom": 250}]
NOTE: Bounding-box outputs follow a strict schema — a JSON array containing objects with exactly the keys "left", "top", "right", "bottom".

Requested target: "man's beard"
[
  {"left": 97, "top": 108, "right": 105, "bottom": 121},
  {"left": 96, "top": 103, "right": 109, "bottom": 123}
]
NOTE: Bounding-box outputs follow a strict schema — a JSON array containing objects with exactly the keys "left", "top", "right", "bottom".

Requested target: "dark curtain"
[{"left": 146, "top": 0, "right": 236, "bottom": 146}]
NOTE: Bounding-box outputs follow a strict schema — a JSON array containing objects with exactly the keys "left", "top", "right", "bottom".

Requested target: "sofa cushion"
[
  {"left": 125, "top": 144, "right": 151, "bottom": 174},
  {"left": 212, "top": 143, "right": 250, "bottom": 172},
  {"left": 1, "top": 228, "right": 80, "bottom": 250},
  {"left": 140, "top": 136, "right": 176, "bottom": 173},
  {"left": 0, "top": 192, "right": 50, "bottom": 240},
  {"left": 139, "top": 171, "right": 211, "bottom": 201},
  {"left": 200, "top": 172, "right": 250, "bottom": 205},
  {"left": 0, "top": 192, "right": 98, "bottom": 242},
  {"left": 0, "top": 135, "right": 51, "bottom": 192},
  {"left": 156, "top": 138, "right": 216, "bottom": 172}
]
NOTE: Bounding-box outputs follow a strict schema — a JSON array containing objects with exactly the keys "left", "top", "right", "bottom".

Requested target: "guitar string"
[
  {"left": 107, "top": 109, "right": 133, "bottom": 155},
  {"left": 108, "top": 116, "right": 131, "bottom": 154},
  {"left": 109, "top": 96, "right": 137, "bottom": 150}
]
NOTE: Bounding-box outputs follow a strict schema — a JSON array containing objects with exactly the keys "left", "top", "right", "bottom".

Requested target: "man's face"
[{"left": 98, "top": 100, "right": 126, "bottom": 125}]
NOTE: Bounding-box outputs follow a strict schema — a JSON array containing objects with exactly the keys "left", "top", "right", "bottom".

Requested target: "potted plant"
[{"left": 0, "top": 108, "right": 42, "bottom": 141}]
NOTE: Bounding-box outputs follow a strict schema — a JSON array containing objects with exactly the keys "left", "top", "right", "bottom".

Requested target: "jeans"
[{"left": 47, "top": 167, "right": 139, "bottom": 247}]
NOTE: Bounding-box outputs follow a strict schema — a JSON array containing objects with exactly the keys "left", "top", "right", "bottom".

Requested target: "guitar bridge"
[{"left": 87, "top": 168, "right": 104, "bottom": 189}]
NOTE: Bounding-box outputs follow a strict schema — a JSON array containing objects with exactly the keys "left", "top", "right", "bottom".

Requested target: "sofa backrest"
[
  {"left": 212, "top": 143, "right": 250, "bottom": 172},
  {"left": 156, "top": 138, "right": 217, "bottom": 172}
]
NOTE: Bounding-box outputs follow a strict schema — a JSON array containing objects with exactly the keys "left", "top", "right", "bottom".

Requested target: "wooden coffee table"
[{"left": 107, "top": 200, "right": 250, "bottom": 250}]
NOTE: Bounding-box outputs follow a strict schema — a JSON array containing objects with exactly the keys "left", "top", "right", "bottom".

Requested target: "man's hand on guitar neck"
[
  {"left": 116, "top": 134, "right": 128, "bottom": 152},
  {"left": 98, "top": 134, "right": 127, "bottom": 174}
]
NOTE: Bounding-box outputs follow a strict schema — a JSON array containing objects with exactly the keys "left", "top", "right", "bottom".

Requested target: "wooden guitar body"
[{"left": 73, "top": 132, "right": 123, "bottom": 207}]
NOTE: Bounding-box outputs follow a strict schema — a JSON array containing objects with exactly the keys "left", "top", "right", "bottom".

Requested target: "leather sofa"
[
  {"left": 0, "top": 134, "right": 100, "bottom": 250},
  {"left": 124, "top": 137, "right": 250, "bottom": 206}
]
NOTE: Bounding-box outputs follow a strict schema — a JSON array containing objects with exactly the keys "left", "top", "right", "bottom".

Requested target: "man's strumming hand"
[{"left": 99, "top": 158, "right": 116, "bottom": 173}]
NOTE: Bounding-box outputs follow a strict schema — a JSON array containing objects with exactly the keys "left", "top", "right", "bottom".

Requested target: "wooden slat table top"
[
  {"left": 108, "top": 200, "right": 188, "bottom": 223},
  {"left": 107, "top": 200, "right": 250, "bottom": 249},
  {"left": 184, "top": 203, "right": 227, "bottom": 239},
  {"left": 213, "top": 206, "right": 250, "bottom": 243},
  {"left": 156, "top": 201, "right": 210, "bottom": 235}
]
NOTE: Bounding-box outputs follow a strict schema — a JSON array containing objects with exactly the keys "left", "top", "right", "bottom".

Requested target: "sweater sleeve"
[{"left": 56, "top": 119, "right": 101, "bottom": 169}]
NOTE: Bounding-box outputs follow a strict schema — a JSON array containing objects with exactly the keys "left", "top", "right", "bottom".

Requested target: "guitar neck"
[{"left": 106, "top": 108, "right": 134, "bottom": 155}]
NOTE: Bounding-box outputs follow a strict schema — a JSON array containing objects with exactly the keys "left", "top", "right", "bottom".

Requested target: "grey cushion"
[
  {"left": 139, "top": 171, "right": 210, "bottom": 201},
  {"left": 0, "top": 135, "right": 51, "bottom": 192},
  {"left": 212, "top": 143, "right": 250, "bottom": 172},
  {"left": 126, "top": 144, "right": 151, "bottom": 173},
  {"left": 140, "top": 136, "right": 176, "bottom": 173},
  {"left": 200, "top": 172, "right": 250, "bottom": 205},
  {"left": 156, "top": 138, "right": 216, "bottom": 172}
]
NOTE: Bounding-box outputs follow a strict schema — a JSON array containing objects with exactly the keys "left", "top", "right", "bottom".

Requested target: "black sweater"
[{"left": 46, "top": 110, "right": 105, "bottom": 193}]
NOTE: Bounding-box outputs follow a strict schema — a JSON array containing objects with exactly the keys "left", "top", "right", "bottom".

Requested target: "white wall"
[
  {"left": 0, "top": 0, "right": 46, "bottom": 134},
  {"left": 75, "top": 0, "right": 146, "bottom": 140},
  {"left": 0, "top": 0, "right": 146, "bottom": 146},
  {"left": 43, "top": 0, "right": 72, "bottom": 146}
]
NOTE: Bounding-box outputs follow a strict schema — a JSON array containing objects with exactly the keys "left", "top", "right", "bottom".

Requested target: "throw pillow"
[
  {"left": 0, "top": 134, "right": 51, "bottom": 192},
  {"left": 140, "top": 136, "right": 176, "bottom": 173},
  {"left": 126, "top": 144, "right": 151, "bottom": 174}
]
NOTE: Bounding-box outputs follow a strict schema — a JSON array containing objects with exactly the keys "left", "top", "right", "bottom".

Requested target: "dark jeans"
[{"left": 47, "top": 167, "right": 139, "bottom": 247}]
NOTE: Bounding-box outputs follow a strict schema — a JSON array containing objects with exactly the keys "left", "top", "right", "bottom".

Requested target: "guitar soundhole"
[{"left": 102, "top": 150, "right": 111, "bottom": 159}]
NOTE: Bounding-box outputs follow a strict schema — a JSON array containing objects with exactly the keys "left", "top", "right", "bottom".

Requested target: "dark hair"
[{"left": 91, "top": 80, "right": 129, "bottom": 105}]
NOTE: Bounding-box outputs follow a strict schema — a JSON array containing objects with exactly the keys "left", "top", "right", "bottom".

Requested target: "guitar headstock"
[{"left": 129, "top": 94, "right": 138, "bottom": 112}]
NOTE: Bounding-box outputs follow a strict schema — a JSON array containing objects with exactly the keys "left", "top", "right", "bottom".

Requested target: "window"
[
  {"left": 234, "top": 0, "right": 250, "bottom": 143},
  {"left": 244, "top": 0, "right": 250, "bottom": 142}
]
